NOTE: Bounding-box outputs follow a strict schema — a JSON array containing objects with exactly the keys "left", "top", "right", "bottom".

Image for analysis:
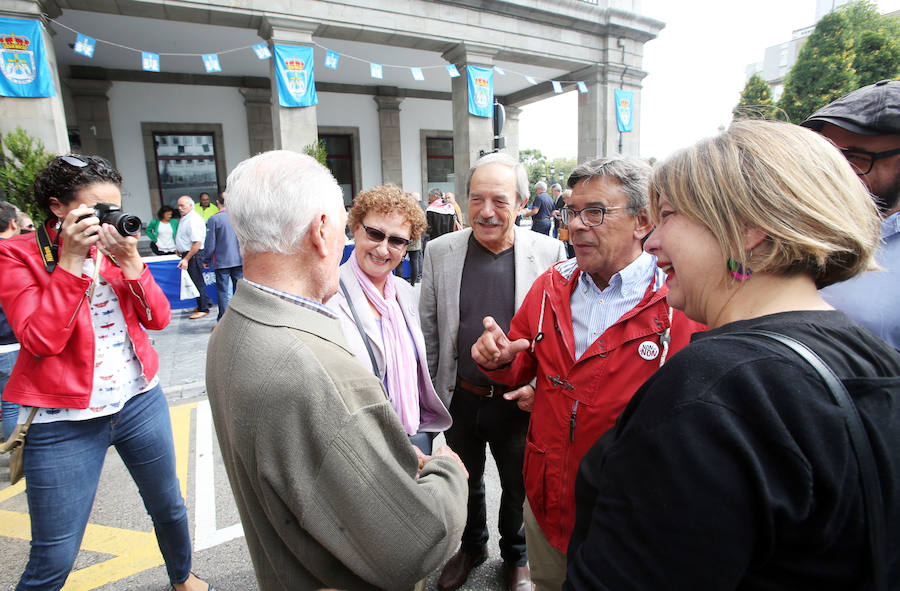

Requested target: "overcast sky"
[{"left": 519, "top": 0, "right": 900, "bottom": 163}]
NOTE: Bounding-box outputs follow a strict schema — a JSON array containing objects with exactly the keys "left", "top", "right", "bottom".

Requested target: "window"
[
  {"left": 153, "top": 133, "right": 220, "bottom": 208},
  {"left": 426, "top": 137, "right": 454, "bottom": 183},
  {"left": 321, "top": 134, "right": 356, "bottom": 206}
]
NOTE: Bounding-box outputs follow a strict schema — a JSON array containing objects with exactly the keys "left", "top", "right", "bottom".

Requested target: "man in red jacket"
[{"left": 472, "top": 156, "right": 705, "bottom": 591}]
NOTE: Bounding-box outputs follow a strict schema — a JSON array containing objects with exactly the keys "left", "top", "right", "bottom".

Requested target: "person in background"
[
  {"left": 553, "top": 188, "right": 575, "bottom": 258},
  {"left": 196, "top": 192, "right": 218, "bottom": 222},
  {"left": 0, "top": 200, "right": 21, "bottom": 441},
  {"left": 426, "top": 188, "right": 456, "bottom": 240},
  {"left": 420, "top": 152, "right": 568, "bottom": 591},
  {"left": 801, "top": 79, "right": 900, "bottom": 348},
  {"left": 0, "top": 155, "right": 215, "bottom": 591},
  {"left": 565, "top": 120, "right": 900, "bottom": 590},
  {"left": 446, "top": 191, "right": 464, "bottom": 229},
  {"left": 147, "top": 205, "right": 178, "bottom": 256},
  {"left": 16, "top": 210, "right": 34, "bottom": 234},
  {"left": 522, "top": 181, "right": 554, "bottom": 235},
  {"left": 326, "top": 184, "right": 450, "bottom": 455},
  {"left": 175, "top": 196, "right": 209, "bottom": 320},
  {"left": 202, "top": 194, "right": 242, "bottom": 322},
  {"left": 206, "top": 150, "right": 468, "bottom": 591}
]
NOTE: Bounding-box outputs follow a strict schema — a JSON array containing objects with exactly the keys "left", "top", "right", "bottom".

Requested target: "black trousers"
[
  {"left": 184, "top": 254, "right": 209, "bottom": 312},
  {"left": 445, "top": 384, "right": 530, "bottom": 565}
]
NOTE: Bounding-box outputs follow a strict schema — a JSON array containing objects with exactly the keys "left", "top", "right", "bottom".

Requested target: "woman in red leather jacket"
[{"left": 0, "top": 155, "right": 215, "bottom": 591}]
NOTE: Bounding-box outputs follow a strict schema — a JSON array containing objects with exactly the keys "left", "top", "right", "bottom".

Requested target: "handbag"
[
  {"left": 340, "top": 279, "right": 380, "bottom": 377},
  {"left": 179, "top": 268, "right": 200, "bottom": 300},
  {"left": 0, "top": 407, "right": 38, "bottom": 485},
  {"left": 731, "top": 330, "right": 886, "bottom": 591}
]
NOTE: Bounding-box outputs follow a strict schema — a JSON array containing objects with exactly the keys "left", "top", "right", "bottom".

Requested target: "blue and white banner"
[
  {"left": 577, "top": 81, "right": 588, "bottom": 94},
  {"left": 525, "top": 75, "right": 537, "bottom": 85},
  {"left": 614, "top": 88, "right": 634, "bottom": 132},
  {"left": 446, "top": 64, "right": 460, "bottom": 78},
  {"left": 324, "top": 50, "right": 339, "bottom": 70},
  {"left": 467, "top": 65, "right": 493, "bottom": 118},
  {"left": 493, "top": 65, "right": 505, "bottom": 76},
  {"left": 0, "top": 17, "right": 55, "bottom": 98},
  {"left": 73, "top": 33, "right": 95, "bottom": 58},
  {"left": 410, "top": 67, "right": 424, "bottom": 81},
  {"left": 370, "top": 62, "right": 383, "bottom": 79},
  {"left": 252, "top": 43, "right": 271, "bottom": 60},
  {"left": 141, "top": 51, "right": 160, "bottom": 72},
  {"left": 202, "top": 54, "right": 221, "bottom": 73},
  {"left": 273, "top": 44, "right": 317, "bottom": 108},
  {"left": 552, "top": 81, "right": 562, "bottom": 94}
]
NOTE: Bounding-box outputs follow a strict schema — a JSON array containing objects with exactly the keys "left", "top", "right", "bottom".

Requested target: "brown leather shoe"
[
  {"left": 503, "top": 562, "right": 532, "bottom": 591},
  {"left": 437, "top": 547, "right": 488, "bottom": 590},
  {"left": 189, "top": 311, "right": 209, "bottom": 320}
]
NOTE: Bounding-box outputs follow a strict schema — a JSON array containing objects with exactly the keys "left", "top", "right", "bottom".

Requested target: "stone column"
[
  {"left": 258, "top": 17, "right": 318, "bottom": 153},
  {"left": 502, "top": 105, "right": 522, "bottom": 161},
  {"left": 374, "top": 91, "right": 403, "bottom": 186},
  {"left": 64, "top": 79, "right": 115, "bottom": 165},
  {"left": 442, "top": 43, "right": 498, "bottom": 209},
  {"left": 240, "top": 87, "right": 274, "bottom": 156},
  {"left": 0, "top": 1, "right": 69, "bottom": 154},
  {"left": 575, "top": 60, "right": 647, "bottom": 161}
]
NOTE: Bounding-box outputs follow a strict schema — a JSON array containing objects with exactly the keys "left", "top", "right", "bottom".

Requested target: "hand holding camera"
[{"left": 60, "top": 203, "right": 144, "bottom": 279}]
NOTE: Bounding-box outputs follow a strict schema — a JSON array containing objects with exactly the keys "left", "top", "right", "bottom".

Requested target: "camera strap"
[{"left": 36, "top": 223, "right": 58, "bottom": 274}]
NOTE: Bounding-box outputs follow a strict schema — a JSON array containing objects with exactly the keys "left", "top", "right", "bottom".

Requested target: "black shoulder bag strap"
[
  {"left": 734, "top": 329, "right": 885, "bottom": 591},
  {"left": 339, "top": 279, "right": 379, "bottom": 378},
  {"left": 36, "top": 222, "right": 58, "bottom": 273}
]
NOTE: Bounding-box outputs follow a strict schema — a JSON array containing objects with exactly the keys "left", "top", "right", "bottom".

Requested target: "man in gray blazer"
[
  {"left": 206, "top": 150, "right": 468, "bottom": 591},
  {"left": 420, "top": 152, "right": 568, "bottom": 591}
]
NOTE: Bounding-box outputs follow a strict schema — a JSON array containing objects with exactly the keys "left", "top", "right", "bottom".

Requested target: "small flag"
[
  {"left": 325, "top": 50, "right": 339, "bottom": 69},
  {"left": 446, "top": 64, "right": 460, "bottom": 78},
  {"left": 411, "top": 67, "right": 424, "bottom": 81},
  {"left": 552, "top": 81, "right": 562, "bottom": 94},
  {"left": 253, "top": 43, "right": 271, "bottom": 60},
  {"left": 370, "top": 63, "right": 383, "bottom": 79},
  {"left": 141, "top": 51, "right": 160, "bottom": 72},
  {"left": 577, "top": 81, "right": 588, "bottom": 94},
  {"left": 525, "top": 75, "right": 537, "bottom": 85},
  {"left": 73, "top": 34, "right": 95, "bottom": 58},
  {"left": 202, "top": 54, "right": 221, "bottom": 73},
  {"left": 493, "top": 65, "right": 505, "bottom": 75}
]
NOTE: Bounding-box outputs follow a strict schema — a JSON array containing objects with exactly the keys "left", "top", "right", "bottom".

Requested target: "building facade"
[{"left": 1, "top": 0, "right": 663, "bottom": 224}]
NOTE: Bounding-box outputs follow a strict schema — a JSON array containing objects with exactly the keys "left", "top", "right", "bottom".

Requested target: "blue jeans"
[
  {"left": 214, "top": 266, "right": 243, "bottom": 321},
  {"left": 17, "top": 384, "right": 192, "bottom": 590},
  {"left": 1, "top": 348, "right": 19, "bottom": 440}
]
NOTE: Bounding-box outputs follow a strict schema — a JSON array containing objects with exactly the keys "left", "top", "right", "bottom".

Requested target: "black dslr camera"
[{"left": 79, "top": 202, "right": 142, "bottom": 237}]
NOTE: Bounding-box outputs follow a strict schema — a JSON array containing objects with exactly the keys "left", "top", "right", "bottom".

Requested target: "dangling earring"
[
  {"left": 727, "top": 250, "right": 752, "bottom": 280},
  {"left": 55, "top": 218, "right": 63, "bottom": 231}
]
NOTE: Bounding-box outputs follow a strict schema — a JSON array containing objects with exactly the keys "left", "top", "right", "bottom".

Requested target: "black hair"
[
  {"left": 157, "top": 204, "right": 176, "bottom": 219},
  {"left": 33, "top": 154, "right": 123, "bottom": 217},
  {"left": 0, "top": 201, "right": 17, "bottom": 232}
]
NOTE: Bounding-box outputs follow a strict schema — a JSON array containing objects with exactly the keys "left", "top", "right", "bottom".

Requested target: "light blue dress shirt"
[
  {"left": 820, "top": 211, "right": 900, "bottom": 348},
  {"left": 569, "top": 251, "right": 662, "bottom": 359}
]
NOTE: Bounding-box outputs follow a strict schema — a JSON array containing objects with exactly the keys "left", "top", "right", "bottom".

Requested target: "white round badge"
[{"left": 638, "top": 340, "right": 660, "bottom": 361}]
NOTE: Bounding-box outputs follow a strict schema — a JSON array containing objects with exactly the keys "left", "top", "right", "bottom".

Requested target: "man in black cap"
[{"left": 801, "top": 79, "right": 900, "bottom": 347}]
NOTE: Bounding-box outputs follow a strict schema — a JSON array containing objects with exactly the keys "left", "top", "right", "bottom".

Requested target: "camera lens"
[{"left": 113, "top": 213, "right": 142, "bottom": 237}]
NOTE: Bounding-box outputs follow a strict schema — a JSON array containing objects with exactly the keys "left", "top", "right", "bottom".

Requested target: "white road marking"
[{"left": 194, "top": 399, "right": 244, "bottom": 551}]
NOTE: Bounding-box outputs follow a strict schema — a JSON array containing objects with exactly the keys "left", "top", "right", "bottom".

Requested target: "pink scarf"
[{"left": 349, "top": 254, "right": 420, "bottom": 435}]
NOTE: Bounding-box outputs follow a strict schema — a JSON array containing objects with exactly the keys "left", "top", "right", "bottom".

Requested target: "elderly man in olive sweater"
[{"left": 206, "top": 150, "right": 468, "bottom": 591}]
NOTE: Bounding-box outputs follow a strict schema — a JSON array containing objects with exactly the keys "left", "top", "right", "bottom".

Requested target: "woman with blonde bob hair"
[
  {"left": 565, "top": 120, "right": 900, "bottom": 590},
  {"left": 326, "top": 185, "right": 451, "bottom": 455}
]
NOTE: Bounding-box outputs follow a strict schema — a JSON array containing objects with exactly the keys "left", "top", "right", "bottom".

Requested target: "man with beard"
[
  {"left": 420, "top": 152, "right": 567, "bottom": 591},
  {"left": 802, "top": 80, "right": 900, "bottom": 347}
]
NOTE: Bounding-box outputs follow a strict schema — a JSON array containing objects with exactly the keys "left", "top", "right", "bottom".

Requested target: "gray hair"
[
  {"left": 550, "top": 183, "right": 562, "bottom": 192},
  {"left": 226, "top": 150, "right": 344, "bottom": 255},
  {"left": 567, "top": 156, "right": 651, "bottom": 214},
  {"left": 534, "top": 181, "right": 547, "bottom": 192},
  {"left": 428, "top": 187, "right": 444, "bottom": 199},
  {"left": 465, "top": 152, "right": 530, "bottom": 204}
]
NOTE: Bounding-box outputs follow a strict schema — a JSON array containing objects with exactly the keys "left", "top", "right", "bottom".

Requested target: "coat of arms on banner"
[
  {"left": 617, "top": 96, "right": 631, "bottom": 127},
  {"left": 473, "top": 75, "right": 490, "bottom": 109},
  {"left": 282, "top": 57, "right": 308, "bottom": 99},
  {"left": 1, "top": 31, "right": 36, "bottom": 85}
]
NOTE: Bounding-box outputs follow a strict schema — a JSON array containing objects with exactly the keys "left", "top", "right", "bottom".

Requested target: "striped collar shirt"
[
  {"left": 570, "top": 251, "right": 659, "bottom": 359},
  {"left": 242, "top": 279, "right": 338, "bottom": 320}
]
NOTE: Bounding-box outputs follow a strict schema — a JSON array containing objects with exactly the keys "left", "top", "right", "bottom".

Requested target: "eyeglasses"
[
  {"left": 841, "top": 147, "right": 900, "bottom": 175},
  {"left": 60, "top": 154, "right": 89, "bottom": 168},
  {"left": 362, "top": 224, "right": 412, "bottom": 250},
  {"left": 560, "top": 205, "right": 626, "bottom": 227}
]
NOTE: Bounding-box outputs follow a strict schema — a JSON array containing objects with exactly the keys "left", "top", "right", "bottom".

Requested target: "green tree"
[
  {"left": 303, "top": 139, "right": 328, "bottom": 167},
  {"left": 778, "top": 10, "right": 857, "bottom": 123},
  {"left": 853, "top": 30, "right": 900, "bottom": 87},
  {"left": 0, "top": 128, "right": 53, "bottom": 223},
  {"left": 733, "top": 73, "right": 777, "bottom": 121}
]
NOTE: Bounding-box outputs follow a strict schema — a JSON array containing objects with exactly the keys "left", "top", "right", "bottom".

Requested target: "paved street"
[{"left": 0, "top": 298, "right": 510, "bottom": 591}]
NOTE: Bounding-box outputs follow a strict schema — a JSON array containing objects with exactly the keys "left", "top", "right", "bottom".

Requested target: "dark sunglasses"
[
  {"left": 60, "top": 154, "right": 89, "bottom": 168},
  {"left": 362, "top": 224, "right": 411, "bottom": 250}
]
